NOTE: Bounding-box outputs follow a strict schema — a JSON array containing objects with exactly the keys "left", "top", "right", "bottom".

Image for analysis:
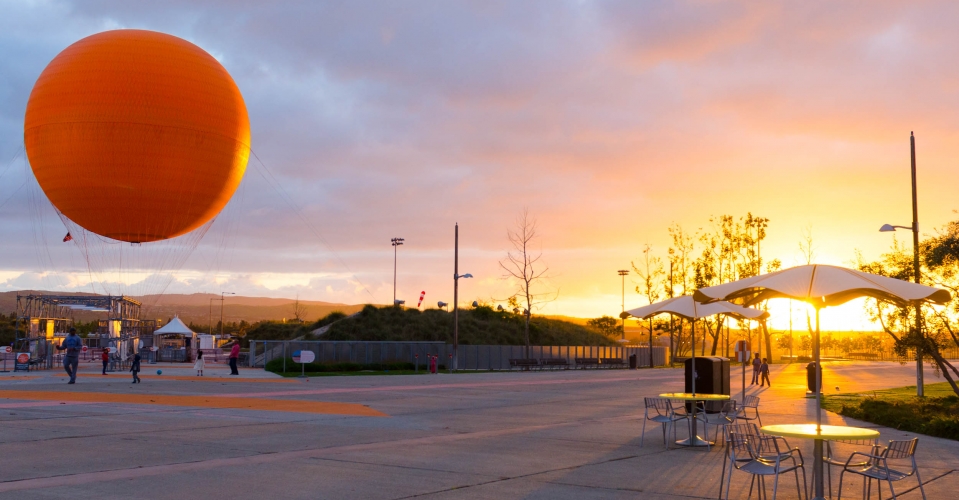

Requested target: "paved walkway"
[{"left": 0, "top": 361, "right": 955, "bottom": 498}]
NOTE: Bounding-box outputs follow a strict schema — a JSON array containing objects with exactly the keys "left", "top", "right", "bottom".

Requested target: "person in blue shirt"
[{"left": 57, "top": 328, "right": 82, "bottom": 384}]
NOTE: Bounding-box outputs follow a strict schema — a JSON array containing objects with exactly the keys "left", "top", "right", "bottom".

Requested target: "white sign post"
[
  {"left": 292, "top": 350, "right": 315, "bottom": 378},
  {"left": 735, "top": 341, "right": 751, "bottom": 404}
]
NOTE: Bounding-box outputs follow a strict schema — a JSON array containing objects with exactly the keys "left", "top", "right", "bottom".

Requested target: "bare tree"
[
  {"left": 500, "top": 209, "right": 553, "bottom": 357},
  {"left": 799, "top": 225, "right": 816, "bottom": 265},
  {"left": 291, "top": 294, "right": 308, "bottom": 323},
  {"left": 633, "top": 244, "right": 664, "bottom": 366},
  {"left": 667, "top": 223, "right": 696, "bottom": 358}
]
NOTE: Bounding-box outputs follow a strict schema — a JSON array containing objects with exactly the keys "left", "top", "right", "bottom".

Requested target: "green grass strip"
[{"left": 823, "top": 382, "right": 959, "bottom": 441}]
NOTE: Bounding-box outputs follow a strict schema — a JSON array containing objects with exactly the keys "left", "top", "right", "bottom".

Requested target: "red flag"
[
  {"left": 417, "top": 291, "right": 426, "bottom": 308},
  {"left": 62, "top": 232, "right": 73, "bottom": 242}
]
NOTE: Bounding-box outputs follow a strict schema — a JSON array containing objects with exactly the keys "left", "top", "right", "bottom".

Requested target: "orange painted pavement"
[
  {"left": 97, "top": 374, "right": 302, "bottom": 383},
  {"left": 0, "top": 390, "right": 387, "bottom": 417}
]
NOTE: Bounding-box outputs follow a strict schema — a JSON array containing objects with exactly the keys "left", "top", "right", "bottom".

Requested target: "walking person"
[
  {"left": 194, "top": 350, "right": 205, "bottom": 376},
  {"left": 228, "top": 342, "right": 240, "bottom": 375},
  {"left": 760, "top": 357, "right": 771, "bottom": 387},
  {"left": 130, "top": 353, "right": 141, "bottom": 383},
  {"left": 750, "top": 353, "right": 761, "bottom": 385},
  {"left": 56, "top": 328, "right": 82, "bottom": 384},
  {"left": 101, "top": 347, "right": 109, "bottom": 375}
]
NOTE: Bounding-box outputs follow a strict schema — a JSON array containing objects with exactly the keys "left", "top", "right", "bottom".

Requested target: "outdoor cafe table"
[
  {"left": 659, "top": 392, "right": 730, "bottom": 447},
  {"left": 760, "top": 424, "right": 879, "bottom": 441},
  {"left": 761, "top": 424, "right": 880, "bottom": 500}
]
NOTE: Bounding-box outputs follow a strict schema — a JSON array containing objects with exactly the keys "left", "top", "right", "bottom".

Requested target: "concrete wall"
[{"left": 251, "top": 340, "right": 669, "bottom": 370}]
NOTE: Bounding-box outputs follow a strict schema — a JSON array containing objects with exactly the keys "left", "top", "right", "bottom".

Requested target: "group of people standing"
[{"left": 57, "top": 328, "right": 242, "bottom": 384}]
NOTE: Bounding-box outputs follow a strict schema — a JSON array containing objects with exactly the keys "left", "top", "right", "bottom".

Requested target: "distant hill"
[{"left": 0, "top": 291, "right": 366, "bottom": 327}]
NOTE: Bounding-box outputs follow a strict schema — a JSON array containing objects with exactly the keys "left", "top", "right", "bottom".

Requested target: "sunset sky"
[{"left": 1, "top": 1, "right": 958, "bottom": 330}]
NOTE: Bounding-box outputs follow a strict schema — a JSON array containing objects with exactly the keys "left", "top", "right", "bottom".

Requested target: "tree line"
[
  {"left": 583, "top": 211, "right": 959, "bottom": 397},
  {"left": 589, "top": 213, "right": 780, "bottom": 362}
]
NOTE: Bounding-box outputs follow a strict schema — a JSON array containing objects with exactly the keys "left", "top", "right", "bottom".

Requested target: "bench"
[
  {"left": 575, "top": 358, "right": 601, "bottom": 369},
  {"left": 508, "top": 358, "right": 540, "bottom": 370},
  {"left": 540, "top": 358, "right": 569, "bottom": 370},
  {"left": 601, "top": 358, "right": 626, "bottom": 369}
]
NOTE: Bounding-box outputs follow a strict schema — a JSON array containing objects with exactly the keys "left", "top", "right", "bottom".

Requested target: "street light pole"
[
  {"left": 451, "top": 223, "right": 473, "bottom": 373},
  {"left": 220, "top": 292, "right": 234, "bottom": 342},
  {"left": 209, "top": 298, "right": 215, "bottom": 338},
  {"left": 453, "top": 225, "right": 459, "bottom": 371},
  {"left": 617, "top": 270, "right": 628, "bottom": 340},
  {"left": 391, "top": 237, "right": 404, "bottom": 304},
  {"left": 879, "top": 132, "right": 924, "bottom": 397},
  {"left": 668, "top": 262, "right": 674, "bottom": 365},
  {"left": 909, "top": 132, "right": 924, "bottom": 397}
]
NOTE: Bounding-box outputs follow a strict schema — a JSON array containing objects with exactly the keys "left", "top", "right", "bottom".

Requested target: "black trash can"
[
  {"left": 806, "top": 361, "right": 822, "bottom": 396},
  {"left": 629, "top": 354, "right": 637, "bottom": 369},
  {"left": 684, "top": 357, "right": 731, "bottom": 413}
]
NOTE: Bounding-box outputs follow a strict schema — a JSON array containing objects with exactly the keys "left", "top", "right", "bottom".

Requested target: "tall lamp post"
[
  {"left": 879, "top": 131, "right": 924, "bottom": 397},
  {"left": 617, "top": 270, "right": 629, "bottom": 340},
  {"left": 452, "top": 223, "right": 472, "bottom": 371},
  {"left": 219, "top": 291, "right": 235, "bottom": 343},
  {"left": 209, "top": 298, "right": 217, "bottom": 338},
  {"left": 391, "top": 237, "right": 405, "bottom": 304}
]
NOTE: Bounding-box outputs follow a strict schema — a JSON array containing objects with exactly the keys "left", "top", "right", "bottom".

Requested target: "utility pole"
[
  {"left": 453, "top": 224, "right": 460, "bottom": 372},
  {"left": 910, "top": 132, "right": 924, "bottom": 397},
  {"left": 617, "top": 270, "right": 628, "bottom": 340},
  {"left": 209, "top": 298, "right": 215, "bottom": 338},
  {"left": 219, "top": 292, "right": 234, "bottom": 341},
  {"left": 391, "top": 237, "right": 404, "bottom": 304},
  {"left": 668, "top": 262, "right": 674, "bottom": 365},
  {"left": 878, "top": 132, "right": 925, "bottom": 397},
  {"left": 451, "top": 224, "right": 473, "bottom": 372}
]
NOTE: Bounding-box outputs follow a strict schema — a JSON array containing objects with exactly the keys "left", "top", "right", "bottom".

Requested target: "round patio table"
[
  {"left": 659, "top": 393, "right": 730, "bottom": 447},
  {"left": 760, "top": 424, "right": 879, "bottom": 441},
  {"left": 761, "top": 424, "right": 880, "bottom": 500}
]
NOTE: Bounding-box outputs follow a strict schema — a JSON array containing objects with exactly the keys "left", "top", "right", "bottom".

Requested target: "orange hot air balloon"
[{"left": 24, "top": 29, "right": 250, "bottom": 243}]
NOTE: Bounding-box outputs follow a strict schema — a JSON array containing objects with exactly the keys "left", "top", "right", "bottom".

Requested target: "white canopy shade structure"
[
  {"left": 627, "top": 295, "right": 769, "bottom": 393},
  {"left": 153, "top": 316, "right": 194, "bottom": 335},
  {"left": 692, "top": 264, "right": 950, "bottom": 308},
  {"left": 694, "top": 264, "right": 950, "bottom": 500},
  {"left": 627, "top": 295, "right": 770, "bottom": 322}
]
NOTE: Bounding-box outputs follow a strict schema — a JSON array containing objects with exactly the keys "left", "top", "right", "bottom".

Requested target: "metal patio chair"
[
  {"left": 737, "top": 395, "right": 762, "bottom": 427},
  {"left": 824, "top": 437, "right": 880, "bottom": 498},
  {"left": 642, "top": 397, "right": 685, "bottom": 449},
  {"left": 838, "top": 437, "right": 926, "bottom": 499},
  {"left": 719, "top": 422, "right": 797, "bottom": 499},
  {"left": 723, "top": 431, "right": 807, "bottom": 500},
  {"left": 701, "top": 399, "right": 740, "bottom": 447}
]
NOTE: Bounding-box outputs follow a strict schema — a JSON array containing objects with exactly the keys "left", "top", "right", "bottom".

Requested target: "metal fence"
[{"left": 249, "top": 340, "right": 669, "bottom": 371}]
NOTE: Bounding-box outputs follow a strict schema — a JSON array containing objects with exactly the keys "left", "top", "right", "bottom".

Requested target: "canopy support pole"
[{"left": 813, "top": 305, "right": 824, "bottom": 500}]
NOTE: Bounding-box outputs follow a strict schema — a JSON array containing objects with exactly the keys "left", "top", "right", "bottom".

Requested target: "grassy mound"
[
  {"left": 316, "top": 304, "right": 615, "bottom": 346},
  {"left": 823, "top": 382, "right": 959, "bottom": 441}
]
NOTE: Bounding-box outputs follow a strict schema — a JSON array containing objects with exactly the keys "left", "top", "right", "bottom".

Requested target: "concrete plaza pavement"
[{"left": 0, "top": 360, "right": 956, "bottom": 499}]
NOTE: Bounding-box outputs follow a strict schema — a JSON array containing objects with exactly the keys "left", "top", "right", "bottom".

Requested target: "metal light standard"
[
  {"left": 209, "top": 298, "right": 216, "bottom": 337},
  {"left": 452, "top": 223, "right": 472, "bottom": 371},
  {"left": 879, "top": 131, "right": 925, "bottom": 396},
  {"left": 617, "top": 270, "right": 629, "bottom": 340},
  {"left": 219, "top": 292, "right": 235, "bottom": 342},
  {"left": 391, "top": 237, "right": 405, "bottom": 304},
  {"left": 668, "top": 262, "right": 675, "bottom": 365}
]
